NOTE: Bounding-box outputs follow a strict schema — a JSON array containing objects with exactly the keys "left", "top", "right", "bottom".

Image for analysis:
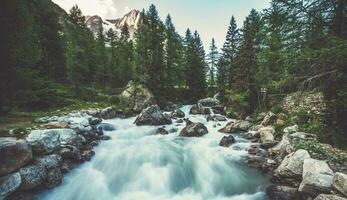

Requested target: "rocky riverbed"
[{"left": 1, "top": 97, "right": 346, "bottom": 200}]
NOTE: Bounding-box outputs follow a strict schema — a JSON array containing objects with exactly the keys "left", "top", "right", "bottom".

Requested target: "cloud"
[{"left": 52, "top": 0, "right": 118, "bottom": 19}]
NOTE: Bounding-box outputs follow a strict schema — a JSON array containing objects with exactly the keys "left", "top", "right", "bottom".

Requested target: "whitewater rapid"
[{"left": 38, "top": 105, "right": 269, "bottom": 200}]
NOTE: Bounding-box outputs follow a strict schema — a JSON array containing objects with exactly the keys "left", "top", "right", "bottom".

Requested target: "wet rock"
[
  {"left": 179, "top": 122, "right": 208, "bottom": 137},
  {"left": 299, "top": 158, "right": 334, "bottom": 195},
  {"left": 156, "top": 128, "right": 168, "bottom": 135},
  {"left": 189, "top": 104, "right": 210, "bottom": 115},
  {"left": 198, "top": 98, "right": 220, "bottom": 107},
  {"left": 120, "top": 81, "right": 155, "bottom": 113},
  {"left": 274, "top": 149, "right": 311, "bottom": 179},
  {"left": 248, "top": 145, "right": 262, "bottom": 156},
  {"left": 211, "top": 105, "right": 225, "bottom": 114},
  {"left": 19, "top": 165, "right": 47, "bottom": 190},
  {"left": 36, "top": 154, "right": 62, "bottom": 170},
  {"left": 314, "top": 194, "right": 347, "bottom": 200},
  {"left": 26, "top": 129, "right": 80, "bottom": 155},
  {"left": 261, "top": 112, "right": 277, "bottom": 126},
  {"left": 162, "top": 102, "right": 179, "bottom": 112},
  {"left": 213, "top": 115, "right": 227, "bottom": 121},
  {"left": 82, "top": 150, "right": 95, "bottom": 161},
  {"left": 45, "top": 168, "right": 62, "bottom": 188},
  {"left": 170, "top": 109, "right": 185, "bottom": 118},
  {"left": 0, "top": 137, "right": 32, "bottom": 176},
  {"left": 59, "top": 146, "right": 82, "bottom": 161},
  {"left": 332, "top": 172, "right": 347, "bottom": 197},
  {"left": 219, "top": 135, "right": 235, "bottom": 147},
  {"left": 89, "top": 117, "right": 102, "bottom": 126},
  {"left": 0, "top": 172, "right": 21, "bottom": 199},
  {"left": 206, "top": 115, "right": 214, "bottom": 122},
  {"left": 266, "top": 185, "right": 301, "bottom": 200},
  {"left": 99, "top": 135, "right": 111, "bottom": 140},
  {"left": 258, "top": 126, "right": 276, "bottom": 148},
  {"left": 134, "top": 105, "right": 172, "bottom": 126},
  {"left": 176, "top": 119, "right": 184, "bottom": 123}
]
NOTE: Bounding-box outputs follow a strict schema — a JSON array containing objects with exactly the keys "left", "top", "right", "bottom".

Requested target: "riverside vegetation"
[{"left": 0, "top": 0, "right": 347, "bottom": 200}]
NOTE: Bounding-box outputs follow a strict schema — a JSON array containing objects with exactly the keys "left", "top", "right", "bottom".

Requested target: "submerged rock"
[
  {"left": 179, "top": 122, "right": 208, "bottom": 137},
  {"left": 219, "top": 135, "right": 235, "bottom": 147},
  {"left": 170, "top": 109, "right": 185, "bottom": 118},
  {"left": 299, "top": 158, "right": 334, "bottom": 195},
  {"left": 156, "top": 128, "right": 169, "bottom": 135},
  {"left": 97, "top": 123, "right": 115, "bottom": 132},
  {"left": 0, "top": 137, "right": 32, "bottom": 176},
  {"left": 134, "top": 105, "right": 172, "bottom": 126}
]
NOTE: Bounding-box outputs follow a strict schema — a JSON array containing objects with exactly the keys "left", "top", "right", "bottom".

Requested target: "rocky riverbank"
[{"left": 1, "top": 95, "right": 346, "bottom": 200}]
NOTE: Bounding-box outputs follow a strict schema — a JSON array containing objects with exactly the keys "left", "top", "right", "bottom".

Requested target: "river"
[{"left": 38, "top": 105, "right": 270, "bottom": 200}]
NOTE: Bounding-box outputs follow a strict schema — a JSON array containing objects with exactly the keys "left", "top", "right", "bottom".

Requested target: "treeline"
[
  {"left": 211, "top": 0, "right": 346, "bottom": 144},
  {"left": 0, "top": 1, "right": 207, "bottom": 112}
]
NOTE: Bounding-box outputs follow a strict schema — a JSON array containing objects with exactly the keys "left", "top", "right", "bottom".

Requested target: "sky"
[{"left": 52, "top": 0, "right": 271, "bottom": 49}]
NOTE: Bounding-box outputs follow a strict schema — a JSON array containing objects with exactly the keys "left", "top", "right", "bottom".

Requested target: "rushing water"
[{"left": 38, "top": 105, "right": 269, "bottom": 200}]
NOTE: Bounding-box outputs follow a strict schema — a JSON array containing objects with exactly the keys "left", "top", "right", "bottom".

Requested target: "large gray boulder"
[
  {"left": 19, "top": 165, "right": 47, "bottom": 190},
  {"left": 0, "top": 172, "right": 21, "bottom": 199},
  {"left": 0, "top": 138, "right": 32, "bottom": 176},
  {"left": 270, "top": 133, "right": 293, "bottom": 157},
  {"left": 120, "top": 81, "right": 155, "bottom": 113},
  {"left": 299, "top": 158, "right": 334, "bottom": 195},
  {"left": 134, "top": 105, "right": 172, "bottom": 126},
  {"left": 26, "top": 129, "right": 82, "bottom": 154},
  {"left": 189, "top": 104, "right": 211, "bottom": 115},
  {"left": 275, "top": 149, "right": 311, "bottom": 179},
  {"left": 179, "top": 121, "right": 208, "bottom": 137},
  {"left": 314, "top": 194, "right": 347, "bottom": 200},
  {"left": 219, "top": 120, "right": 252, "bottom": 133},
  {"left": 198, "top": 98, "right": 220, "bottom": 107},
  {"left": 332, "top": 172, "right": 347, "bottom": 197}
]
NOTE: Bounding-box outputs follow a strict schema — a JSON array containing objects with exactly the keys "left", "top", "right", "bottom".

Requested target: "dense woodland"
[{"left": 0, "top": 0, "right": 346, "bottom": 146}]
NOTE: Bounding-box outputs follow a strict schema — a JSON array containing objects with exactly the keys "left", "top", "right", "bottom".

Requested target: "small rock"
[
  {"left": 97, "top": 123, "right": 115, "bottom": 132},
  {"left": 170, "top": 109, "right": 185, "bottom": 118},
  {"left": 198, "top": 98, "right": 220, "bottom": 107},
  {"left": 82, "top": 150, "right": 95, "bottom": 161},
  {"left": 179, "top": 122, "right": 208, "bottom": 137},
  {"left": 261, "top": 112, "right": 277, "bottom": 126},
  {"left": 41, "top": 122, "right": 69, "bottom": 129},
  {"left": 206, "top": 115, "right": 214, "bottom": 122},
  {"left": 266, "top": 185, "right": 301, "bottom": 200},
  {"left": 283, "top": 125, "right": 298, "bottom": 134},
  {"left": 134, "top": 105, "right": 172, "bottom": 126},
  {"left": 219, "top": 135, "right": 235, "bottom": 147},
  {"left": 89, "top": 117, "right": 102, "bottom": 126},
  {"left": 213, "top": 115, "right": 227, "bottom": 121},
  {"left": 59, "top": 146, "right": 82, "bottom": 161},
  {"left": 45, "top": 168, "right": 62, "bottom": 188},
  {"left": 99, "top": 135, "right": 111, "bottom": 140},
  {"left": 156, "top": 128, "right": 168, "bottom": 135}
]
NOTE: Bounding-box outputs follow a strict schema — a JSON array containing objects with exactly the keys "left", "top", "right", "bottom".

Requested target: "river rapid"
[{"left": 38, "top": 105, "right": 270, "bottom": 200}]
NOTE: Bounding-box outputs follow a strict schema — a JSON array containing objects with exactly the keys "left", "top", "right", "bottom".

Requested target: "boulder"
[
  {"left": 332, "top": 172, "right": 347, "bottom": 197},
  {"left": 19, "top": 165, "right": 47, "bottom": 190},
  {"left": 283, "top": 125, "right": 298, "bottom": 134},
  {"left": 156, "top": 128, "right": 168, "bottom": 135},
  {"left": 162, "top": 102, "right": 179, "bottom": 112},
  {"left": 256, "top": 112, "right": 267, "bottom": 121},
  {"left": 134, "top": 105, "right": 172, "bottom": 126},
  {"left": 219, "top": 120, "right": 252, "bottom": 133},
  {"left": 261, "top": 112, "right": 277, "bottom": 126},
  {"left": 170, "top": 109, "right": 185, "bottom": 118},
  {"left": 97, "top": 123, "right": 115, "bottom": 132},
  {"left": 274, "top": 149, "right": 311, "bottom": 179},
  {"left": 206, "top": 115, "right": 214, "bottom": 122},
  {"left": 266, "top": 185, "right": 301, "bottom": 200},
  {"left": 198, "top": 98, "right": 220, "bottom": 107},
  {"left": 270, "top": 133, "right": 294, "bottom": 157},
  {"left": 258, "top": 127, "right": 276, "bottom": 148},
  {"left": 0, "top": 138, "right": 32, "bottom": 176},
  {"left": 248, "top": 145, "right": 262, "bottom": 156},
  {"left": 189, "top": 104, "right": 211, "bottom": 115},
  {"left": 299, "top": 158, "right": 334, "bottom": 195},
  {"left": 89, "top": 117, "right": 102, "bottom": 126},
  {"left": 0, "top": 172, "right": 21, "bottom": 199},
  {"left": 219, "top": 135, "right": 235, "bottom": 147},
  {"left": 179, "top": 122, "right": 208, "bottom": 137},
  {"left": 314, "top": 194, "right": 347, "bottom": 200},
  {"left": 211, "top": 105, "right": 225, "bottom": 114},
  {"left": 36, "top": 154, "right": 62, "bottom": 170},
  {"left": 26, "top": 129, "right": 81, "bottom": 155},
  {"left": 59, "top": 146, "right": 82, "bottom": 161},
  {"left": 120, "top": 81, "right": 155, "bottom": 113}
]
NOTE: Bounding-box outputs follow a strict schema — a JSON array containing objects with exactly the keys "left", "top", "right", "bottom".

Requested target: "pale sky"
[{"left": 52, "top": 0, "right": 271, "bottom": 49}]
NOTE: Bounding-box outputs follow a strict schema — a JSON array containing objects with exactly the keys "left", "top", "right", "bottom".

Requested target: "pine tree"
[
  {"left": 207, "top": 38, "right": 218, "bottom": 87},
  {"left": 118, "top": 23, "right": 134, "bottom": 87},
  {"left": 105, "top": 28, "right": 120, "bottom": 86},
  {"left": 95, "top": 32, "right": 109, "bottom": 88}
]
